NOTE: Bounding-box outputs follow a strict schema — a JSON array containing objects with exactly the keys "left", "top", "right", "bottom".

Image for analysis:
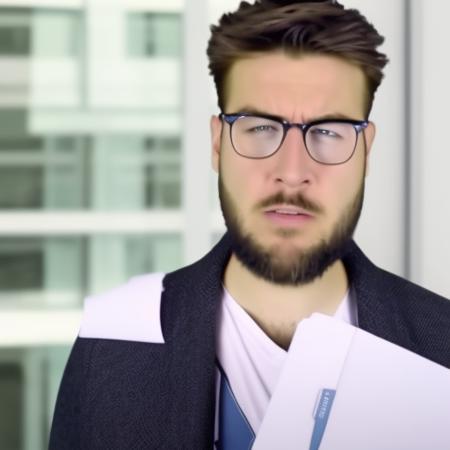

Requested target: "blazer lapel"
[
  {"left": 343, "top": 242, "right": 412, "bottom": 350},
  {"left": 161, "top": 234, "right": 233, "bottom": 448}
]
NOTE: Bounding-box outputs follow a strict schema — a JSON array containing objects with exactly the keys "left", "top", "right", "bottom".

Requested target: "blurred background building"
[{"left": 0, "top": 0, "right": 448, "bottom": 449}]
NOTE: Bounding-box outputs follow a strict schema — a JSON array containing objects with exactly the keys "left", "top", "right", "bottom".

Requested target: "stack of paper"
[{"left": 253, "top": 314, "right": 450, "bottom": 450}]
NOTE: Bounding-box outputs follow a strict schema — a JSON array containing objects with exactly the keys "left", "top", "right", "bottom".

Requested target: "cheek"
[
  {"left": 323, "top": 164, "right": 364, "bottom": 211},
  {"left": 220, "top": 151, "right": 263, "bottom": 201}
]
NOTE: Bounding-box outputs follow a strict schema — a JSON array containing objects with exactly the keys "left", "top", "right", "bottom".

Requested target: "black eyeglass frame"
[{"left": 219, "top": 112, "right": 369, "bottom": 165}]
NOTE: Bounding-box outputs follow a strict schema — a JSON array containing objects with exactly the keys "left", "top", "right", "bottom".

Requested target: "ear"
[
  {"left": 211, "top": 115, "right": 223, "bottom": 173},
  {"left": 363, "top": 121, "right": 376, "bottom": 176}
]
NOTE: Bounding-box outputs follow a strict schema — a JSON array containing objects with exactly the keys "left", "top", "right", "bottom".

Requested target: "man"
[{"left": 50, "top": 1, "right": 450, "bottom": 449}]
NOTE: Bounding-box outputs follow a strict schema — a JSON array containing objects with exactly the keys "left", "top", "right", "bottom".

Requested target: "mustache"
[{"left": 257, "top": 191, "right": 323, "bottom": 214}]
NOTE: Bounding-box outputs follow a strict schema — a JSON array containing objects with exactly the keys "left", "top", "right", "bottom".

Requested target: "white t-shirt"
[{"left": 215, "top": 287, "right": 358, "bottom": 439}]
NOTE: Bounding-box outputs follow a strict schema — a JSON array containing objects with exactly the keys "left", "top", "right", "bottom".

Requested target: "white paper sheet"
[{"left": 253, "top": 313, "right": 450, "bottom": 450}]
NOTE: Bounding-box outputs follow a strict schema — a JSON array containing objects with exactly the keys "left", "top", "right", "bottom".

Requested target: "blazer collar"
[
  {"left": 342, "top": 241, "right": 411, "bottom": 348},
  {"left": 161, "top": 233, "right": 233, "bottom": 448}
]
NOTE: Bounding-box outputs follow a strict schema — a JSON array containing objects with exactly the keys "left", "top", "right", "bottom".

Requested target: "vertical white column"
[
  {"left": 409, "top": 0, "right": 450, "bottom": 298},
  {"left": 345, "top": 0, "right": 406, "bottom": 277},
  {"left": 408, "top": 0, "right": 424, "bottom": 286},
  {"left": 85, "top": 0, "right": 125, "bottom": 108},
  {"left": 183, "top": 0, "right": 213, "bottom": 264}
]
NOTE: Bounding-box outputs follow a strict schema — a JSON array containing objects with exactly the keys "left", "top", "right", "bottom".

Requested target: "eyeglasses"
[{"left": 219, "top": 112, "right": 369, "bottom": 165}]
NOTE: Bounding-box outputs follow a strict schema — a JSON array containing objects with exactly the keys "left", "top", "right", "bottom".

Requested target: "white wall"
[
  {"left": 345, "top": 0, "right": 406, "bottom": 277},
  {"left": 409, "top": 0, "right": 450, "bottom": 297}
]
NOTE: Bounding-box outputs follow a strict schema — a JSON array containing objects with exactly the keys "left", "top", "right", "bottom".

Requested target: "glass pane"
[
  {"left": 89, "top": 234, "right": 182, "bottom": 294},
  {"left": 0, "top": 358, "right": 22, "bottom": 450},
  {"left": 0, "top": 132, "right": 182, "bottom": 210},
  {"left": 145, "top": 136, "right": 181, "bottom": 208},
  {"left": 0, "top": 346, "right": 71, "bottom": 450},
  {"left": 0, "top": 8, "right": 82, "bottom": 58},
  {"left": 0, "top": 167, "right": 43, "bottom": 209},
  {"left": 0, "top": 237, "right": 83, "bottom": 309},
  {"left": 0, "top": 234, "right": 182, "bottom": 309},
  {"left": 0, "top": 134, "right": 86, "bottom": 209},
  {"left": 32, "top": 9, "right": 83, "bottom": 58},
  {"left": 127, "top": 12, "right": 181, "bottom": 58},
  {"left": 0, "top": 9, "right": 30, "bottom": 56},
  {"left": 91, "top": 135, "right": 181, "bottom": 210}
]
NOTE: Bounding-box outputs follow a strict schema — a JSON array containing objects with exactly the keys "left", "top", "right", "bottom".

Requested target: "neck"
[{"left": 223, "top": 254, "right": 349, "bottom": 350}]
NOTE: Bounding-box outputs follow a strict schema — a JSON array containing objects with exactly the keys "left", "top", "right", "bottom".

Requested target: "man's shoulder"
[
  {"left": 389, "top": 266, "right": 448, "bottom": 301},
  {"left": 346, "top": 241, "right": 450, "bottom": 314},
  {"left": 376, "top": 266, "right": 450, "bottom": 314},
  {"left": 378, "top": 269, "right": 450, "bottom": 366},
  {"left": 345, "top": 242, "right": 450, "bottom": 367},
  {"left": 79, "top": 272, "right": 166, "bottom": 343},
  {"left": 76, "top": 234, "right": 233, "bottom": 345}
]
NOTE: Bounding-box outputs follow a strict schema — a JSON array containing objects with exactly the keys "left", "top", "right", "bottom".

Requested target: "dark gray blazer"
[{"left": 49, "top": 233, "right": 450, "bottom": 449}]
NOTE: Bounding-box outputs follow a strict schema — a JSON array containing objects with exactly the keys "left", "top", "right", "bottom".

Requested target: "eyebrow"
[{"left": 227, "top": 106, "right": 360, "bottom": 123}]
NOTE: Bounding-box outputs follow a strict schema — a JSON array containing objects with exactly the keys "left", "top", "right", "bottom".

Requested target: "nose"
[{"left": 272, "top": 127, "right": 315, "bottom": 188}]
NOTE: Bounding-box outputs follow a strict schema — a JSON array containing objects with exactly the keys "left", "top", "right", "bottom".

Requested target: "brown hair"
[{"left": 207, "top": 0, "right": 388, "bottom": 117}]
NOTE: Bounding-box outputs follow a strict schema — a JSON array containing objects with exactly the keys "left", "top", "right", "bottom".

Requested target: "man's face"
[{"left": 211, "top": 52, "right": 376, "bottom": 285}]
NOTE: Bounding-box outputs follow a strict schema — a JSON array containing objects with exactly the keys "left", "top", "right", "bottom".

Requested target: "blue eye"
[
  {"left": 309, "top": 127, "right": 343, "bottom": 139},
  {"left": 247, "top": 125, "right": 277, "bottom": 133},
  {"left": 312, "top": 128, "right": 337, "bottom": 137}
]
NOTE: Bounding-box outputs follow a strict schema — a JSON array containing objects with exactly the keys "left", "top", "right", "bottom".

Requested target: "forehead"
[{"left": 224, "top": 52, "right": 367, "bottom": 120}]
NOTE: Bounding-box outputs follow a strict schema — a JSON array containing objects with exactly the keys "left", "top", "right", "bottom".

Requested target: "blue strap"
[{"left": 215, "top": 367, "right": 255, "bottom": 450}]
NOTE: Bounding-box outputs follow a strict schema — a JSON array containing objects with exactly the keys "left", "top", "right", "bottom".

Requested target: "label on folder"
[{"left": 310, "top": 389, "right": 336, "bottom": 450}]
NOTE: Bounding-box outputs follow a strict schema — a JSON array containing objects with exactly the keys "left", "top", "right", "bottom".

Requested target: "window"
[
  {"left": 0, "top": 10, "right": 30, "bottom": 56},
  {"left": 0, "top": 362, "right": 22, "bottom": 450},
  {"left": 145, "top": 136, "right": 181, "bottom": 208},
  {"left": 32, "top": 9, "right": 83, "bottom": 58},
  {"left": 0, "top": 234, "right": 182, "bottom": 309},
  {"left": 0, "top": 8, "right": 82, "bottom": 58},
  {"left": 0, "top": 239, "right": 43, "bottom": 291},
  {"left": 127, "top": 12, "right": 181, "bottom": 57},
  {"left": 0, "top": 133, "right": 182, "bottom": 210}
]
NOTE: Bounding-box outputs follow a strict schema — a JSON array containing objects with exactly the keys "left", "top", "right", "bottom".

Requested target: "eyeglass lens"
[{"left": 230, "top": 116, "right": 359, "bottom": 164}]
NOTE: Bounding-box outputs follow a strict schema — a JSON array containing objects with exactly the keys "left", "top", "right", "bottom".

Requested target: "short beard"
[{"left": 218, "top": 176, "right": 364, "bottom": 286}]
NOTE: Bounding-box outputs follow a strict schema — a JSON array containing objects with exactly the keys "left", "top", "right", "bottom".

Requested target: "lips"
[
  {"left": 274, "top": 209, "right": 305, "bottom": 216},
  {"left": 262, "top": 204, "right": 315, "bottom": 227},
  {"left": 265, "top": 205, "right": 312, "bottom": 217}
]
